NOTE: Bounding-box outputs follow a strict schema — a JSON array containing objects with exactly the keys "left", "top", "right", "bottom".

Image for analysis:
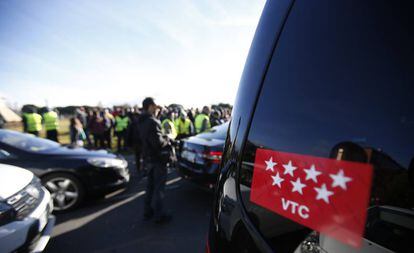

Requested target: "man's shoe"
[{"left": 154, "top": 214, "right": 172, "bottom": 224}]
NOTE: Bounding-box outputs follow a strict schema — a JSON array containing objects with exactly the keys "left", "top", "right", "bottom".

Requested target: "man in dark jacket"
[{"left": 138, "top": 97, "right": 172, "bottom": 224}]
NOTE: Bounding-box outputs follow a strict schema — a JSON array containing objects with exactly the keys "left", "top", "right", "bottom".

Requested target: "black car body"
[
  {"left": 178, "top": 122, "right": 228, "bottom": 189},
  {"left": 208, "top": 1, "right": 414, "bottom": 253},
  {"left": 0, "top": 129, "right": 130, "bottom": 211}
]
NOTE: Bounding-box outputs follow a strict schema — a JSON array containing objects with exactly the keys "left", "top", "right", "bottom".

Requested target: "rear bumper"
[{"left": 177, "top": 161, "right": 218, "bottom": 189}]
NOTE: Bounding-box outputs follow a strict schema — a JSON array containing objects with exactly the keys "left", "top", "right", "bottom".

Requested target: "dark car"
[
  {"left": 178, "top": 122, "right": 228, "bottom": 189},
  {"left": 208, "top": 1, "right": 414, "bottom": 253},
  {"left": 0, "top": 129, "right": 130, "bottom": 211}
]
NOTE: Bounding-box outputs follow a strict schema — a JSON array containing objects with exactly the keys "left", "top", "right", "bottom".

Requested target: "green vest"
[
  {"left": 43, "top": 111, "right": 59, "bottom": 131},
  {"left": 195, "top": 114, "right": 211, "bottom": 133},
  {"left": 115, "top": 116, "right": 129, "bottom": 132},
  {"left": 162, "top": 119, "right": 177, "bottom": 139},
  {"left": 26, "top": 113, "right": 42, "bottom": 132},
  {"left": 177, "top": 118, "right": 191, "bottom": 135}
]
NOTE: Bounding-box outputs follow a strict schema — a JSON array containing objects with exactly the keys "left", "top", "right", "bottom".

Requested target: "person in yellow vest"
[
  {"left": 161, "top": 111, "right": 177, "bottom": 140},
  {"left": 176, "top": 111, "right": 194, "bottom": 139},
  {"left": 195, "top": 106, "right": 211, "bottom": 134},
  {"left": 43, "top": 108, "right": 59, "bottom": 142},
  {"left": 25, "top": 108, "right": 43, "bottom": 137},
  {"left": 114, "top": 109, "right": 130, "bottom": 151}
]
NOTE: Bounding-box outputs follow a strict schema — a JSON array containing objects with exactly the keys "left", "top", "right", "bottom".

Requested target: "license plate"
[
  {"left": 39, "top": 210, "right": 48, "bottom": 232},
  {"left": 182, "top": 151, "right": 196, "bottom": 163}
]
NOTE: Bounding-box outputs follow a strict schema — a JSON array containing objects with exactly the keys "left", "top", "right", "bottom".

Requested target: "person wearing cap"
[{"left": 137, "top": 97, "right": 172, "bottom": 224}]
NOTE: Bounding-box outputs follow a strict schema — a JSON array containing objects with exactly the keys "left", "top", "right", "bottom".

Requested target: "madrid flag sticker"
[{"left": 250, "top": 148, "right": 373, "bottom": 248}]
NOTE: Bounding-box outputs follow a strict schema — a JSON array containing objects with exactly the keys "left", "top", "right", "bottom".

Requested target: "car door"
[{"left": 230, "top": 0, "right": 414, "bottom": 252}]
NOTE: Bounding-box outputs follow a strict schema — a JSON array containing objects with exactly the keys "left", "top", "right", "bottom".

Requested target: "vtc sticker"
[{"left": 250, "top": 148, "right": 373, "bottom": 248}]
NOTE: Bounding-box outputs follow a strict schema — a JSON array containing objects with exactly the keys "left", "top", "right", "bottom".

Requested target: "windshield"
[
  {"left": 0, "top": 130, "right": 60, "bottom": 152},
  {"left": 197, "top": 122, "right": 229, "bottom": 140}
]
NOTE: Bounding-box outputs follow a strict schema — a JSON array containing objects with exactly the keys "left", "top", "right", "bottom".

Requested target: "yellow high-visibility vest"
[
  {"left": 26, "top": 113, "right": 42, "bottom": 132},
  {"left": 162, "top": 119, "right": 177, "bottom": 139},
  {"left": 177, "top": 118, "right": 192, "bottom": 135},
  {"left": 43, "top": 111, "right": 59, "bottom": 131},
  {"left": 195, "top": 114, "right": 211, "bottom": 133},
  {"left": 115, "top": 116, "right": 129, "bottom": 132}
]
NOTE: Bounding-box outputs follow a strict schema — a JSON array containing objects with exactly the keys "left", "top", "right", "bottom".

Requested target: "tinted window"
[
  {"left": 197, "top": 122, "right": 229, "bottom": 140},
  {"left": 0, "top": 130, "right": 60, "bottom": 152},
  {"left": 238, "top": 0, "right": 414, "bottom": 252}
]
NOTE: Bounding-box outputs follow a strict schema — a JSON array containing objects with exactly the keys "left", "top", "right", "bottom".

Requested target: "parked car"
[
  {"left": 207, "top": 0, "right": 414, "bottom": 253},
  {"left": 178, "top": 122, "right": 228, "bottom": 189},
  {"left": 0, "top": 163, "right": 54, "bottom": 253},
  {"left": 0, "top": 129, "right": 130, "bottom": 212}
]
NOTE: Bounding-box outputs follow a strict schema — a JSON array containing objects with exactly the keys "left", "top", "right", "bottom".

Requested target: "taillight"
[{"left": 202, "top": 151, "right": 223, "bottom": 164}]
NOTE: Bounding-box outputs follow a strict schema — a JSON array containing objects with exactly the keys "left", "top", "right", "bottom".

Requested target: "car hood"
[
  {"left": 42, "top": 146, "right": 118, "bottom": 159},
  {"left": 0, "top": 164, "right": 33, "bottom": 199}
]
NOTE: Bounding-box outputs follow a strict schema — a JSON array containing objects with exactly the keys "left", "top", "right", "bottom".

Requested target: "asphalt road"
[{"left": 45, "top": 155, "right": 213, "bottom": 253}]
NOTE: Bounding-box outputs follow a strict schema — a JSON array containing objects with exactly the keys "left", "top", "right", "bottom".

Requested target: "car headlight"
[
  {"left": 87, "top": 158, "right": 127, "bottom": 168},
  {"left": 0, "top": 202, "right": 16, "bottom": 226}
]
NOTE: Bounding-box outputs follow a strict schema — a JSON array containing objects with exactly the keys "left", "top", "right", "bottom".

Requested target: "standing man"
[
  {"left": 194, "top": 106, "right": 211, "bottom": 134},
  {"left": 114, "top": 109, "right": 130, "bottom": 151},
  {"left": 138, "top": 97, "right": 172, "bottom": 224},
  {"left": 25, "top": 108, "right": 42, "bottom": 136},
  {"left": 176, "top": 111, "right": 193, "bottom": 139},
  {"left": 43, "top": 108, "right": 59, "bottom": 142}
]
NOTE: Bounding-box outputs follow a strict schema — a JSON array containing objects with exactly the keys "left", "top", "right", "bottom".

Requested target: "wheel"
[{"left": 42, "top": 173, "right": 85, "bottom": 212}]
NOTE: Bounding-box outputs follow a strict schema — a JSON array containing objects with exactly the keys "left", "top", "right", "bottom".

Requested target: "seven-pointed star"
[
  {"left": 330, "top": 169, "right": 352, "bottom": 190},
  {"left": 290, "top": 177, "right": 306, "bottom": 195},
  {"left": 314, "top": 184, "right": 334, "bottom": 204},
  {"left": 265, "top": 157, "right": 277, "bottom": 172},
  {"left": 271, "top": 173, "right": 284, "bottom": 188},
  {"left": 283, "top": 160, "right": 297, "bottom": 176},
  {"left": 304, "top": 164, "right": 322, "bottom": 183}
]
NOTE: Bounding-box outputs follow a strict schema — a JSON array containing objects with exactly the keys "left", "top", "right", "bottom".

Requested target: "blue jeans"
[{"left": 144, "top": 161, "right": 167, "bottom": 219}]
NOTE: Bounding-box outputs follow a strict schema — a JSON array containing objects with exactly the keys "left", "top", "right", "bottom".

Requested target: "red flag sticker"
[{"left": 250, "top": 148, "right": 373, "bottom": 248}]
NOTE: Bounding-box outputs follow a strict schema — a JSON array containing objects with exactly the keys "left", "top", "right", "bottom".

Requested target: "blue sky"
[{"left": 0, "top": 0, "right": 265, "bottom": 107}]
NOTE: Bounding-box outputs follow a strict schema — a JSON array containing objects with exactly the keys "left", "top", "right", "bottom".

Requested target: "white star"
[
  {"left": 265, "top": 157, "right": 277, "bottom": 172},
  {"left": 290, "top": 178, "right": 306, "bottom": 195},
  {"left": 304, "top": 164, "right": 322, "bottom": 183},
  {"left": 271, "top": 173, "right": 284, "bottom": 188},
  {"left": 330, "top": 169, "right": 352, "bottom": 190},
  {"left": 314, "top": 184, "right": 334, "bottom": 204},
  {"left": 282, "top": 160, "right": 297, "bottom": 176}
]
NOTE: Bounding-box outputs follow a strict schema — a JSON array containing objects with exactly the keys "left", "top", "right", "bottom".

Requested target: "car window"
[
  {"left": 197, "top": 122, "right": 229, "bottom": 140},
  {"left": 238, "top": 0, "right": 414, "bottom": 252},
  {"left": 0, "top": 130, "right": 60, "bottom": 152}
]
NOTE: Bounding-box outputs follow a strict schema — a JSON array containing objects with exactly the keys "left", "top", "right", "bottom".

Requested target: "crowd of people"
[
  {"left": 21, "top": 98, "right": 231, "bottom": 224},
  {"left": 21, "top": 102, "right": 232, "bottom": 151}
]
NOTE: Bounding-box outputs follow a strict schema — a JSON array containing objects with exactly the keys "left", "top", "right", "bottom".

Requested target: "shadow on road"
[{"left": 45, "top": 159, "right": 213, "bottom": 253}]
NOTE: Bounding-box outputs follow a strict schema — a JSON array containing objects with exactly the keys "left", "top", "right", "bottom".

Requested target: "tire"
[{"left": 42, "top": 173, "right": 85, "bottom": 212}]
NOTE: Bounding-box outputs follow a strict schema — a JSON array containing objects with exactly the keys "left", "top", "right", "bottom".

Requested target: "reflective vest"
[
  {"left": 162, "top": 119, "right": 177, "bottom": 139},
  {"left": 174, "top": 118, "right": 180, "bottom": 133},
  {"left": 43, "top": 111, "right": 59, "bottom": 131},
  {"left": 195, "top": 114, "right": 211, "bottom": 133},
  {"left": 26, "top": 113, "right": 42, "bottom": 132},
  {"left": 115, "top": 116, "right": 129, "bottom": 132},
  {"left": 177, "top": 118, "right": 192, "bottom": 135}
]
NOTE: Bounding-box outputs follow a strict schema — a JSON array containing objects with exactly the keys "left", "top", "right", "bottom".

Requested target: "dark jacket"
[{"left": 137, "top": 112, "right": 169, "bottom": 162}]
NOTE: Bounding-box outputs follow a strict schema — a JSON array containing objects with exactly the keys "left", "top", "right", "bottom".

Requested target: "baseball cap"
[{"left": 142, "top": 97, "right": 159, "bottom": 110}]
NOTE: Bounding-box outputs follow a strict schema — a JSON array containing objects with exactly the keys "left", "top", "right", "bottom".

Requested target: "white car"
[{"left": 0, "top": 164, "right": 55, "bottom": 253}]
